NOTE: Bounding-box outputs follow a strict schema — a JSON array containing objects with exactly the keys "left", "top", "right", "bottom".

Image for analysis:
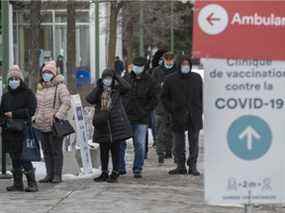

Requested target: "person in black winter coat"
[
  {"left": 86, "top": 68, "right": 132, "bottom": 183},
  {"left": 122, "top": 57, "right": 159, "bottom": 178},
  {"left": 0, "top": 65, "right": 38, "bottom": 192},
  {"left": 161, "top": 56, "right": 203, "bottom": 176},
  {"left": 152, "top": 52, "right": 177, "bottom": 164}
]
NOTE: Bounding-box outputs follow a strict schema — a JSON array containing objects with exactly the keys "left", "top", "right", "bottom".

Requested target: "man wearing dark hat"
[
  {"left": 152, "top": 52, "right": 177, "bottom": 165},
  {"left": 122, "top": 56, "right": 159, "bottom": 178}
]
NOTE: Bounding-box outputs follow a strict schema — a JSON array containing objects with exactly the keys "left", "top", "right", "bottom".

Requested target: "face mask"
[
  {"left": 164, "top": 63, "right": 174, "bottom": 69},
  {"left": 181, "top": 65, "right": 191, "bottom": 74},
  {"left": 9, "top": 79, "right": 20, "bottom": 90},
  {"left": 158, "top": 58, "right": 163, "bottom": 66},
  {"left": 42, "top": 73, "right": 54, "bottom": 82},
  {"left": 103, "top": 78, "right": 113, "bottom": 87},
  {"left": 133, "top": 65, "right": 144, "bottom": 75}
]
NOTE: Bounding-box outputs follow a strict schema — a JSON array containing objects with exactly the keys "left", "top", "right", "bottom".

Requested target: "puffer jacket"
[
  {"left": 34, "top": 75, "right": 71, "bottom": 132},
  {"left": 86, "top": 75, "right": 132, "bottom": 144},
  {"left": 0, "top": 82, "right": 37, "bottom": 158}
]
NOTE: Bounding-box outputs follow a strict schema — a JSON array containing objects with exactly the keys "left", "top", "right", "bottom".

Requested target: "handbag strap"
[{"left": 53, "top": 85, "right": 58, "bottom": 109}]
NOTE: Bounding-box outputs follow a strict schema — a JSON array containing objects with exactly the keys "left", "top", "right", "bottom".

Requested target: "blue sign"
[{"left": 227, "top": 115, "right": 272, "bottom": 161}]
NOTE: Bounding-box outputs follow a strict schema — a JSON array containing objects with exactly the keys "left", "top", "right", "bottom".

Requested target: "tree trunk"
[
  {"left": 66, "top": 0, "right": 76, "bottom": 94},
  {"left": 29, "top": 1, "right": 41, "bottom": 91},
  {"left": 124, "top": 18, "right": 135, "bottom": 66},
  {"left": 108, "top": 1, "right": 123, "bottom": 68}
]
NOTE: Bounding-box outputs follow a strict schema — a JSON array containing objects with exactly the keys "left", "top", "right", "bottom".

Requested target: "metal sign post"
[{"left": 0, "top": 0, "right": 12, "bottom": 179}]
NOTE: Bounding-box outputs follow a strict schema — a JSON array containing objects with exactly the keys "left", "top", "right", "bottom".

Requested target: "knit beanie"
[
  {"left": 42, "top": 60, "right": 57, "bottom": 76},
  {"left": 7, "top": 65, "right": 24, "bottom": 81}
]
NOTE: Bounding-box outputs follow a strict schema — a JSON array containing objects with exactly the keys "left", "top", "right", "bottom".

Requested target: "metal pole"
[
  {"left": 95, "top": 0, "right": 100, "bottom": 80},
  {"left": 170, "top": 0, "right": 174, "bottom": 52},
  {"left": 0, "top": 0, "right": 11, "bottom": 179},
  {"left": 244, "top": 204, "right": 253, "bottom": 213},
  {"left": 139, "top": 3, "right": 144, "bottom": 57}
]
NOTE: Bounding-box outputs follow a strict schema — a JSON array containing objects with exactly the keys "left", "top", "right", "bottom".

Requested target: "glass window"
[
  {"left": 76, "top": 12, "right": 89, "bottom": 23},
  {"left": 41, "top": 11, "right": 53, "bottom": 23},
  {"left": 77, "top": 25, "right": 90, "bottom": 68},
  {"left": 55, "top": 11, "right": 67, "bottom": 23}
]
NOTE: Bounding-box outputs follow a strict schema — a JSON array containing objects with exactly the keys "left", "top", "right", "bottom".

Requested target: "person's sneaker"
[
  {"left": 168, "top": 168, "right": 188, "bottom": 175},
  {"left": 134, "top": 173, "right": 143, "bottom": 179},
  {"left": 188, "top": 168, "right": 201, "bottom": 176},
  {"left": 94, "top": 172, "right": 109, "bottom": 182},
  {"left": 107, "top": 172, "right": 119, "bottom": 183}
]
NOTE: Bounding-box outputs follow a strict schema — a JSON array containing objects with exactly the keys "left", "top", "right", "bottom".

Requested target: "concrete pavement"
[{"left": 0, "top": 135, "right": 284, "bottom": 213}]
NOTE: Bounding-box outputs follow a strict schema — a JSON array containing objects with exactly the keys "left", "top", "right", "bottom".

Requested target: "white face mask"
[
  {"left": 164, "top": 63, "right": 174, "bottom": 69},
  {"left": 181, "top": 65, "right": 191, "bottom": 74},
  {"left": 103, "top": 78, "right": 113, "bottom": 87},
  {"left": 42, "top": 73, "right": 54, "bottom": 82},
  {"left": 9, "top": 79, "right": 20, "bottom": 90},
  {"left": 133, "top": 65, "right": 144, "bottom": 75}
]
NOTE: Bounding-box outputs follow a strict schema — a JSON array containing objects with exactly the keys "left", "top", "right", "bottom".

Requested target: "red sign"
[{"left": 192, "top": 1, "right": 285, "bottom": 60}]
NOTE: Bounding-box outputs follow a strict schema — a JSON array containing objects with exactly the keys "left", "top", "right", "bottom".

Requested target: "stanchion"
[{"left": 244, "top": 190, "right": 253, "bottom": 213}]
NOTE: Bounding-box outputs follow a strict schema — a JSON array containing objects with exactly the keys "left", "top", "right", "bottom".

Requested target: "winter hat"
[
  {"left": 102, "top": 68, "right": 114, "bottom": 79},
  {"left": 7, "top": 65, "right": 24, "bottom": 81},
  {"left": 133, "top": 57, "right": 147, "bottom": 67},
  {"left": 42, "top": 60, "right": 57, "bottom": 76}
]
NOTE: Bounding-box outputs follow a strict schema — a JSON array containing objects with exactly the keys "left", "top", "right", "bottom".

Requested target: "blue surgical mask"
[
  {"left": 133, "top": 65, "right": 144, "bottom": 75},
  {"left": 42, "top": 73, "right": 54, "bottom": 82},
  {"left": 164, "top": 63, "right": 174, "bottom": 69},
  {"left": 181, "top": 65, "right": 191, "bottom": 74},
  {"left": 103, "top": 78, "right": 113, "bottom": 87},
  {"left": 9, "top": 79, "right": 20, "bottom": 90}
]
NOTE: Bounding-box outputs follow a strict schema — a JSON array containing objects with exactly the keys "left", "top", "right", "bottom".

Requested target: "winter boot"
[
  {"left": 39, "top": 158, "right": 53, "bottom": 183},
  {"left": 187, "top": 159, "right": 201, "bottom": 176},
  {"left": 51, "top": 156, "right": 63, "bottom": 184},
  {"left": 164, "top": 152, "right": 172, "bottom": 159},
  {"left": 51, "top": 175, "right": 62, "bottom": 184},
  {"left": 168, "top": 167, "right": 188, "bottom": 175},
  {"left": 106, "top": 171, "right": 119, "bottom": 183},
  {"left": 6, "top": 170, "right": 24, "bottom": 192},
  {"left": 158, "top": 156, "right": 164, "bottom": 166},
  {"left": 24, "top": 170, "right": 39, "bottom": 192},
  {"left": 94, "top": 172, "right": 109, "bottom": 182}
]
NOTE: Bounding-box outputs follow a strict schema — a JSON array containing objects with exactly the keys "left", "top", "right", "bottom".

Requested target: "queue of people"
[{"left": 0, "top": 50, "right": 203, "bottom": 191}]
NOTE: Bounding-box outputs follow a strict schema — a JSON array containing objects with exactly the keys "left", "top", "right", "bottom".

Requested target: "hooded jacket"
[
  {"left": 34, "top": 75, "right": 71, "bottom": 132},
  {"left": 161, "top": 58, "right": 203, "bottom": 131}
]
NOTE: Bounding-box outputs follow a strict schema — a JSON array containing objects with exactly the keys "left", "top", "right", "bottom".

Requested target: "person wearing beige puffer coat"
[{"left": 34, "top": 61, "right": 71, "bottom": 184}]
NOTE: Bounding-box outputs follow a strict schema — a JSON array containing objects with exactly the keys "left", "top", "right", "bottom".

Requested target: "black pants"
[
  {"left": 40, "top": 132, "right": 64, "bottom": 178},
  {"left": 100, "top": 142, "right": 120, "bottom": 173},
  {"left": 9, "top": 152, "right": 33, "bottom": 172},
  {"left": 173, "top": 129, "right": 200, "bottom": 169}
]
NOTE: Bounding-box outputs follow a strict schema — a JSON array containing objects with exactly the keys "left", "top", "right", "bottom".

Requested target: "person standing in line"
[
  {"left": 152, "top": 52, "right": 177, "bottom": 165},
  {"left": 161, "top": 56, "right": 203, "bottom": 175},
  {"left": 122, "top": 57, "right": 159, "bottom": 178},
  {"left": 86, "top": 69, "right": 132, "bottom": 183},
  {"left": 34, "top": 61, "right": 71, "bottom": 183},
  {"left": 114, "top": 56, "right": 125, "bottom": 76},
  {"left": 1, "top": 65, "right": 38, "bottom": 192}
]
